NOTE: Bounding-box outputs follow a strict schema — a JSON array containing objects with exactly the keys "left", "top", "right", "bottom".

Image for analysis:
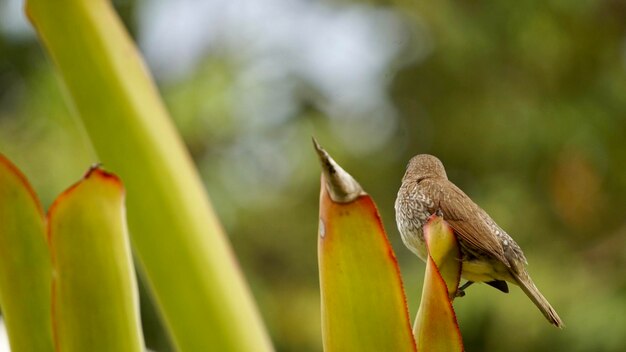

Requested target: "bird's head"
[{"left": 402, "top": 154, "right": 448, "bottom": 182}]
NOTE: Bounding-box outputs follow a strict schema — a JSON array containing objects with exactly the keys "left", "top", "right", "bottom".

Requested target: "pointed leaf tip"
[
  {"left": 83, "top": 164, "right": 122, "bottom": 186},
  {"left": 311, "top": 138, "right": 364, "bottom": 203},
  {"left": 83, "top": 162, "right": 103, "bottom": 177},
  {"left": 47, "top": 165, "right": 123, "bottom": 226}
]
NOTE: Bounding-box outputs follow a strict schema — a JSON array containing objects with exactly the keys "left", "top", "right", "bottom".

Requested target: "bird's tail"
[{"left": 512, "top": 271, "right": 564, "bottom": 328}]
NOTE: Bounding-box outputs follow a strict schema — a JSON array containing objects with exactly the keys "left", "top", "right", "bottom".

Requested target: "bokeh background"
[{"left": 1, "top": 0, "right": 626, "bottom": 351}]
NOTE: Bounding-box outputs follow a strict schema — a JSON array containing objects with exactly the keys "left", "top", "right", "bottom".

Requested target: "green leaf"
[
  {"left": 413, "top": 215, "right": 463, "bottom": 352},
  {"left": 0, "top": 155, "right": 54, "bottom": 352},
  {"left": 25, "top": 0, "right": 273, "bottom": 350},
  {"left": 314, "top": 141, "right": 416, "bottom": 352},
  {"left": 47, "top": 167, "right": 144, "bottom": 352}
]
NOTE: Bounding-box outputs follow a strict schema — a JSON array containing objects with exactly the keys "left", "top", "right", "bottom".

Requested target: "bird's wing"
[{"left": 421, "top": 179, "right": 509, "bottom": 266}]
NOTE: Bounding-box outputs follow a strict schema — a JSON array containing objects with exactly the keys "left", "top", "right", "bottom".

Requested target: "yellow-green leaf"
[
  {"left": 0, "top": 155, "right": 53, "bottom": 352},
  {"left": 424, "top": 215, "right": 461, "bottom": 299},
  {"left": 413, "top": 215, "right": 463, "bottom": 352},
  {"left": 315, "top": 140, "right": 416, "bottom": 352},
  {"left": 26, "top": 0, "right": 272, "bottom": 350},
  {"left": 48, "top": 167, "right": 144, "bottom": 352}
]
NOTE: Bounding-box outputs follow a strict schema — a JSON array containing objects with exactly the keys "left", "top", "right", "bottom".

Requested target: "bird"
[{"left": 394, "top": 154, "right": 563, "bottom": 328}]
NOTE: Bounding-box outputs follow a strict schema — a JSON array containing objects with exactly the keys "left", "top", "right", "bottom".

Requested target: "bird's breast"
[{"left": 394, "top": 186, "right": 433, "bottom": 261}]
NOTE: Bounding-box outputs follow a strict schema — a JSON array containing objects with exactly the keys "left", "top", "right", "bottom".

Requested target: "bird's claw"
[{"left": 455, "top": 281, "right": 474, "bottom": 298}]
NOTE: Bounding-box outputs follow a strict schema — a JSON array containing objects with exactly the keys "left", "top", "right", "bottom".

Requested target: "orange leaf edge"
[
  {"left": 358, "top": 194, "right": 418, "bottom": 352},
  {"left": 0, "top": 154, "right": 44, "bottom": 216}
]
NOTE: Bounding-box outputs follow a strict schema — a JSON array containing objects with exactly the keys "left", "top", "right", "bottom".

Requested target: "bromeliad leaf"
[
  {"left": 0, "top": 155, "right": 53, "bottom": 352},
  {"left": 413, "top": 215, "right": 464, "bottom": 352},
  {"left": 314, "top": 140, "right": 416, "bottom": 352},
  {"left": 48, "top": 167, "right": 144, "bottom": 352}
]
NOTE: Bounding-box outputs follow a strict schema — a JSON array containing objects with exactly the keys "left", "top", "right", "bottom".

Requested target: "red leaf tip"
[
  {"left": 83, "top": 162, "right": 103, "bottom": 178},
  {"left": 82, "top": 163, "right": 121, "bottom": 185}
]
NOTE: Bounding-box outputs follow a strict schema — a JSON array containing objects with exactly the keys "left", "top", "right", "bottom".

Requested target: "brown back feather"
[{"left": 421, "top": 178, "right": 509, "bottom": 266}]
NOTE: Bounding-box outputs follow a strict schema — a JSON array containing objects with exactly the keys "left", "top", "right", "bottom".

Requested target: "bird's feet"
[{"left": 455, "top": 281, "right": 474, "bottom": 298}]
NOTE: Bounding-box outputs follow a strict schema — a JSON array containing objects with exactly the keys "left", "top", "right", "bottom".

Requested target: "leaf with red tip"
[
  {"left": 314, "top": 140, "right": 416, "bottom": 352},
  {"left": 0, "top": 155, "right": 54, "bottom": 351},
  {"left": 413, "top": 215, "right": 464, "bottom": 352},
  {"left": 48, "top": 167, "right": 144, "bottom": 352}
]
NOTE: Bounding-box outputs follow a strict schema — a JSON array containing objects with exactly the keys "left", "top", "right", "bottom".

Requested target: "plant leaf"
[
  {"left": 48, "top": 167, "right": 144, "bottom": 352},
  {"left": 413, "top": 215, "right": 464, "bottom": 352},
  {"left": 25, "top": 0, "right": 273, "bottom": 350},
  {"left": 314, "top": 140, "right": 416, "bottom": 352},
  {"left": 0, "top": 155, "right": 54, "bottom": 352}
]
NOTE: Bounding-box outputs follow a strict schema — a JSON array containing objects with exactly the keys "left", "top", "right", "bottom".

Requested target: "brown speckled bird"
[{"left": 395, "top": 154, "right": 563, "bottom": 328}]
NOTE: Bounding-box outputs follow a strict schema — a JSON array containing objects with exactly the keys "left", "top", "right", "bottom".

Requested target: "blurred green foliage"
[{"left": 1, "top": 0, "right": 625, "bottom": 351}]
